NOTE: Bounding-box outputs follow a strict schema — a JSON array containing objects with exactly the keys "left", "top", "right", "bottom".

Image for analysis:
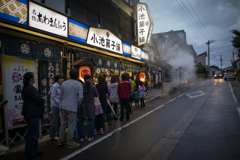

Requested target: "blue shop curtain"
[
  {"left": 42, "top": 44, "right": 54, "bottom": 61},
  {"left": 31, "top": 41, "right": 43, "bottom": 60},
  {"left": 38, "top": 60, "right": 61, "bottom": 125},
  {"left": 18, "top": 39, "right": 32, "bottom": 59},
  {"left": 3, "top": 34, "right": 19, "bottom": 56},
  {"left": 74, "top": 50, "right": 90, "bottom": 58},
  {"left": 52, "top": 46, "right": 61, "bottom": 62}
]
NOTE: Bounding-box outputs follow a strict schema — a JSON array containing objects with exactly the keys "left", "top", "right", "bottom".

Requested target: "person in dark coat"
[
  {"left": 95, "top": 75, "right": 108, "bottom": 134},
  {"left": 78, "top": 74, "right": 98, "bottom": 142},
  {"left": 21, "top": 72, "right": 46, "bottom": 158},
  {"left": 118, "top": 73, "right": 131, "bottom": 121},
  {"left": 135, "top": 74, "right": 140, "bottom": 91}
]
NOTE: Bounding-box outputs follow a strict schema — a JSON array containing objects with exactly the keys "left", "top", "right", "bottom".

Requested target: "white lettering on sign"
[
  {"left": 137, "top": 3, "right": 154, "bottom": 46},
  {"left": 29, "top": 2, "right": 68, "bottom": 37},
  {"left": 86, "top": 27, "right": 123, "bottom": 54},
  {"left": 131, "top": 45, "right": 141, "bottom": 59}
]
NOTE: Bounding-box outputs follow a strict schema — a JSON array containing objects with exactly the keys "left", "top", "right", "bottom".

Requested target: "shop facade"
[{"left": 0, "top": 0, "right": 154, "bottom": 146}]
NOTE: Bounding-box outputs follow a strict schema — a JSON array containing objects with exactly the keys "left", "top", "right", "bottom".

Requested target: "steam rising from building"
[{"left": 153, "top": 30, "right": 197, "bottom": 89}]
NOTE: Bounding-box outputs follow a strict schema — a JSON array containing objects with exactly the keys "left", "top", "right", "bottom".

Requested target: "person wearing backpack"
[{"left": 108, "top": 75, "right": 119, "bottom": 121}]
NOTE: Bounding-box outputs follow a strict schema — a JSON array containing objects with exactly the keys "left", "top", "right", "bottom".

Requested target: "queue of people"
[{"left": 21, "top": 69, "right": 147, "bottom": 158}]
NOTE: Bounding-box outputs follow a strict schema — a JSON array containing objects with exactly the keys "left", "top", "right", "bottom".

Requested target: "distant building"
[
  {"left": 197, "top": 52, "right": 207, "bottom": 66},
  {"left": 209, "top": 65, "right": 220, "bottom": 77},
  {"left": 153, "top": 30, "right": 198, "bottom": 84},
  {"left": 232, "top": 59, "right": 240, "bottom": 70}
]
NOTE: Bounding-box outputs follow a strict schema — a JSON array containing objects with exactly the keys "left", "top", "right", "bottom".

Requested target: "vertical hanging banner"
[
  {"left": 137, "top": 3, "right": 154, "bottom": 46},
  {"left": 3, "top": 55, "right": 37, "bottom": 129},
  {"left": 39, "top": 61, "right": 61, "bottom": 125}
]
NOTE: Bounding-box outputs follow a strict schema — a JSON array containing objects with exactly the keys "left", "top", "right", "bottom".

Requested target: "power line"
[
  {"left": 215, "top": 36, "right": 233, "bottom": 41},
  {"left": 176, "top": 0, "right": 209, "bottom": 40},
  {"left": 170, "top": 0, "right": 204, "bottom": 41},
  {"left": 187, "top": 0, "right": 214, "bottom": 40},
  {"left": 212, "top": 49, "right": 234, "bottom": 53},
  {"left": 213, "top": 45, "right": 233, "bottom": 49},
  {"left": 228, "top": 0, "right": 240, "bottom": 11}
]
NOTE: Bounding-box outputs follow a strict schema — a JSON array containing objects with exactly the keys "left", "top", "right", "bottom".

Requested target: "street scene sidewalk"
[{"left": 2, "top": 79, "right": 240, "bottom": 160}]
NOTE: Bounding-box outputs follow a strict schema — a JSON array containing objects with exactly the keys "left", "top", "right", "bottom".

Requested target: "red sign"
[
  {"left": 81, "top": 69, "right": 90, "bottom": 79},
  {"left": 79, "top": 66, "right": 91, "bottom": 81},
  {"left": 140, "top": 72, "right": 145, "bottom": 81}
]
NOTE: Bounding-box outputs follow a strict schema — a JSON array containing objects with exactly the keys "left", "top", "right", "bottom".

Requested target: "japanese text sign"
[
  {"left": 131, "top": 45, "right": 141, "bottom": 59},
  {"left": 29, "top": 2, "right": 68, "bottom": 37},
  {"left": 86, "top": 27, "right": 123, "bottom": 54},
  {"left": 3, "top": 55, "right": 37, "bottom": 129},
  {"left": 141, "top": 50, "right": 149, "bottom": 61},
  {"left": 137, "top": 3, "right": 154, "bottom": 46}
]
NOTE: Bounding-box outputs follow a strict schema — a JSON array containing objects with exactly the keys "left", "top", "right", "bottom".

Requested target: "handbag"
[{"left": 95, "top": 105, "right": 103, "bottom": 115}]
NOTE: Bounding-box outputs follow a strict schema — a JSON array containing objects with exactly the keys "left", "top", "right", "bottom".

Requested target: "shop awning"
[
  {"left": 71, "top": 57, "right": 97, "bottom": 66},
  {"left": 0, "top": 33, "right": 61, "bottom": 62},
  {"left": 147, "top": 65, "right": 160, "bottom": 74},
  {"left": 74, "top": 49, "right": 120, "bottom": 70},
  {"left": 0, "top": 22, "right": 145, "bottom": 64}
]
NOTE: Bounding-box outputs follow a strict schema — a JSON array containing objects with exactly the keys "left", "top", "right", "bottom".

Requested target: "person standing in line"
[
  {"left": 135, "top": 74, "right": 140, "bottom": 91},
  {"left": 95, "top": 75, "right": 108, "bottom": 134},
  {"left": 134, "top": 88, "right": 139, "bottom": 108},
  {"left": 139, "top": 81, "right": 146, "bottom": 107},
  {"left": 78, "top": 74, "right": 98, "bottom": 142},
  {"left": 21, "top": 72, "right": 46, "bottom": 158},
  {"left": 108, "top": 75, "right": 119, "bottom": 121},
  {"left": 130, "top": 76, "right": 135, "bottom": 108},
  {"left": 118, "top": 73, "right": 131, "bottom": 121},
  {"left": 50, "top": 74, "right": 64, "bottom": 141},
  {"left": 126, "top": 73, "right": 132, "bottom": 114},
  {"left": 94, "top": 94, "right": 103, "bottom": 135},
  {"left": 58, "top": 69, "right": 83, "bottom": 148},
  {"left": 103, "top": 74, "right": 112, "bottom": 125}
]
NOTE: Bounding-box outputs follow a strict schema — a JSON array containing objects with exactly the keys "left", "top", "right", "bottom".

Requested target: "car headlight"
[
  {"left": 220, "top": 74, "right": 222, "bottom": 76},
  {"left": 214, "top": 75, "right": 217, "bottom": 76}
]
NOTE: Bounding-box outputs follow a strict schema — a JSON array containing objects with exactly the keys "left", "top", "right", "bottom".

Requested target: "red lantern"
[
  {"left": 140, "top": 72, "right": 145, "bottom": 81},
  {"left": 79, "top": 66, "right": 91, "bottom": 81}
]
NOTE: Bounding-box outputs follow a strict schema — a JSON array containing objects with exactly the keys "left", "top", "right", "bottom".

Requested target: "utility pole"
[
  {"left": 205, "top": 40, "right": 214, "bottom": 71},
  {"left": 232, "top": 51, "right": 235, "bottom": 62},
  {"left": 220, "top": 55, "right": 222, "bottom": 70}
]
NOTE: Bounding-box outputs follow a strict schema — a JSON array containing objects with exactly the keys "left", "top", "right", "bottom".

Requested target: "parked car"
[
  {"left": 214, "top": 71, "right": 223, "bottom": 79},
  {"left": 224, "top": 69, "right": 236, "bottom": 80}
]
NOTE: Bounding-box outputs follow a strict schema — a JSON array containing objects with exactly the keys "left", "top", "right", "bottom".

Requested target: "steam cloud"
[{"left": 162, "top": 43, "right": 197, "bottom": 89}]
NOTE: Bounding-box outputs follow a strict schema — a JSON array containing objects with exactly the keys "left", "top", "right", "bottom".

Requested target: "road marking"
[
  {"left": 186, "top": 91, "right": 205, "bottom": 99},
  {"left": 61, "top": 81, "right": 208, "bottom": 160},
  {"left": 229, "top": 82, "right": 240, "bottom": 118}
]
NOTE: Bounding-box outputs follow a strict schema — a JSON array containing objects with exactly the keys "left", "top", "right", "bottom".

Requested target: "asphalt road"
[
  {"left": 60, "top": 79, "right": 240, "bottom": 160},
  {"left": 4, "top": 79, "right": 240, "bottom": 160}
]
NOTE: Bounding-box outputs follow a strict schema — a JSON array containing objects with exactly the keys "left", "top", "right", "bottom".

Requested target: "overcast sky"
[{"left": 140, "top": 0, "right": 240, "bottom": 68}]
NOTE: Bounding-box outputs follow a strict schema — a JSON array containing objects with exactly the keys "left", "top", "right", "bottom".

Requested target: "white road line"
[
  {"left": 229, "top": 82, "right": 240, "bottom": 118},
  {"left": 61, "top": 81, "right": 208, "bottom": 160}
]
